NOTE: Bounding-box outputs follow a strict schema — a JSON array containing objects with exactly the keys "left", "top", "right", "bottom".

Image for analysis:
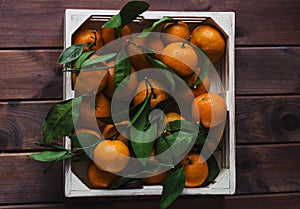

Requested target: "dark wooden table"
[{"left": 0, "top": 0, "right": 299, "bottom": 208}]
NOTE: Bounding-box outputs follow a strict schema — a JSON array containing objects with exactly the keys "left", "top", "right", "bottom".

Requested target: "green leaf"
[
  {"left": 68, "top": 134, "right": 82, "bottom": 150},
  {"left": 130, "top": 122, "right": 157, "bottom": 165},
  {"left": 129, "top": 87, "right": 155, "bottom": 164},
  {"left": 202, "top": 155, "right": 220, "bottom": 186},
  {"left": 42, "top": 96, "right": 82, "bottom": 143},
  {"left": 29, "top": 150, "right": 69, "bottom": 162},
  {"left": 74, "top": 51, "right": 95, "bottom": 70},
  {"left": 155, "top": 135, "right": 174, "bottom": 166},
  {"left": 194, "top": 125, "right": 209, "bottom": 145},
  {"left": 58, "top": 44, "right": 85, "bottom": 64},
  {"left": 102, "top": 13, "right": 122, "bottom": 29},
  {"left": 128, "top": 81, "right": 162, "bottom": 164},
  {"left": 129, "top": 89, "right": 151, "bottom": 126},
  {"left": 55, "top": 152, "right": 74, "bottom": 161},
  {"left": 156, "top": 132, "right": 195, "bottom": 166},
  {"left": 96, "top": 97, "right": 149, "bottom": 125},
  {"left": 119, "top": 1, "right": 150, "bottom": 28},
  {"left": 152, "top": 97, "right": 176, "bottom": 111},
  {"left": 145, "top": 56, "right": 176, "bottom": 92},
  {"left": 81, "top": 53, "right": 117, "bottom": 68},
  {"left": 139, "top": 16, "right": 174, "bottom": 38},
  {"left": 114, "top": 49, "right": 132, "bottom": 90},
  {"left": 160, "top": 167, "right": 185, "bottom": 209},
  {"left": 168, "top": 120, "right": 198, "bottom": 133}
]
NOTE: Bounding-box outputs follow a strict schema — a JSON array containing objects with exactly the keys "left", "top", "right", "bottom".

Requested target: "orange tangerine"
[
  {"left": 181, "top": 153, "right": 208, "bottom": 187},
  {"left": 93, "top": 140, "right": 130, "bottom": 173},
  {"left": 193, "top": 93, "right": 227, "bottom": 128},
  {"left": 101, "top": 25, "right": 132, "bottom": 52},
  {"left": 133, "top": 78, "right": 169, "bottom": 108},
  {"left": 87, "top": 163, "right": 118, "bottom": 188},
  {"left": 72, "top": 28, "right": 103, "bottom": 52},
  {"left": 160, "top": 42, "right": 198, "bottom": 77},
  {"left": 161, "top": 21, "right": 190, "bottom": 45},
  {"left": 190, "top": 25, "right": 225, "bottom": 63}
]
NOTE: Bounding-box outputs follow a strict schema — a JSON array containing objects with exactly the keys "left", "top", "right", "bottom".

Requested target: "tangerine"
[
  {"left": 95, "top": 93, "right": 111, "bottom": 127},
  {"left": 181, "top": 152, "right": 208, "bottom": 187},
  {"left": 161, "top": 21, "right": 190, "bottom": 45},
  {"left": 73, "top": 62, "right": 108, "bottom": 95},
  {"left": 164, "top": 112, "right": 185, "bottom": 125},
  {"left": 184, "top": 68, "right": 210, "bottom": 97},
  {"left": 72, "top": 28, "right": 103, "bottom": 52},
  {"left": 160, "top": 42, "right": 198, "bottom": 77},
  {"left": 93, "top": 140, "right": 130, "bottom": 173},
  {"left": 133, "top": 78, "right": 169, "bottom": 108},
  {"left": 102, "top": 124, "right": 128, "bottom": 145},
  {"left": 193, "top": 93, "right": 227, "bottom": 128},
  {"left": 87, "top": 163, "right": 118, "bottom": 188},
  {"left": 127, "top": 36, "right": 164, "bottom": 70},
  {"left": 76, "top": 96, "right": 98, "bottom": 129},
  {"left": 190, "top": 25, "right": 225, "bottom": 63},
  {"left": 101, "top": 25, "right": 131, "bottom": 52}
]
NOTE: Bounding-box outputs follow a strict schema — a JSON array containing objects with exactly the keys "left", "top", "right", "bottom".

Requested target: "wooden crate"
[{"left": 63, "top": 9, "right": 235, "bottom": 197}]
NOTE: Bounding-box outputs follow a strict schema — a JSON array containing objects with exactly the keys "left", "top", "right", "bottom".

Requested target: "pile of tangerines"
[{"left": 70, "top": 18, "right": 227, "bottom": 189}]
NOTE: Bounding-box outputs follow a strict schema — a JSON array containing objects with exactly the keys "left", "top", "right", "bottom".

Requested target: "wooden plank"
[
  {"left": 0, "top": 144, "right": 299, "bottom": 204},
  {"left": 0, "top": 96, "right": 299, "bottom": 151},
  {"left": 236, "top": 144, "right": 300, "bottom": 194},
  {"left": 1, "top": 193, "right": 300, "bottom": 209},
  {"left": 0, "top": 0, "right": 299, "bottom": 48},
  {"left": 0, "top": 153, "right": 64, "bottom": 204},
  {"left": 0, "top": 197, "right": 224, "bottom": 209},
  {"left": 224, "top": 193, "right": 300, "bottom": 209},
  {"left": 0, "top": 204, "right": 66, "bottom": 209},
  {"left": 0, "top": 101, "right": 57, "bottom": 150},
  {"left": 1, "top": 47, "right": 299, "bottom": 100},
  {"left": 235, "top": 47, "right": 300, "bottom": 95},
  {"left": 236, "top": 95, "right": 300, "bottom": 144},
  {"left": 0, "top": 50, "right": 63, "bottom": 100},
  {"left": 0, "top": 193, "right": 299, "bottom": 209}
]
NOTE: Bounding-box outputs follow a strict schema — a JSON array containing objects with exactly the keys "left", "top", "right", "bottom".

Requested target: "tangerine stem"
[
  {"left": 185, "top": 157, "right": 193, "bottom": 166},
  {"left": 80, "top": 65, "right": 113, "bottom": 72},
  {"left": 87, "top": 30, "right": 98, "bottom": 50},
  {"left": 145, "top": 78, "right": 157, "bottom": 100},
  {"left": 180, "top": 39, "right": 189, "bottom": 48},
  {"left": 127, "top": 39, "right": 157, "bottom": 54}
]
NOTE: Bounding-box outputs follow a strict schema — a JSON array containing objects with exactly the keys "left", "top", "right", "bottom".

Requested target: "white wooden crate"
[{"left": 63, "top": 9, "right": 235, "bottom": 197}]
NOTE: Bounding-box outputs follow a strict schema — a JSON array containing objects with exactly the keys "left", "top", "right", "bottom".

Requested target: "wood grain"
[
  {"left": 0, "top": 153, "right": 64, "bottom": 204},
  {"left": 0, "top": 0, "right": 299, "bottom": 48},
  {"left": 224, "top": 193, "right": 300, "bottom": 209},
  {"left": 236, "top": 144, "right": 300, "bottom": 194},
  {"left": 235, "top": 47, "right": 300, "bottom": 95},
  {"left": 0, "top": 101, "right": 57, "bottom": 150},
  {"left": 0, "top": 95, "right": 299, "bottom": 151},
  {"left": 1, "top": 144, "right": 299, "bottom": 204},
  {"left": 0, "top": 50, "right": 63, "bottom": 100},
  {"left": 236, "top": 95, "right": 300, "bottom": 144},
  {"left": 1, "top": 193, "right": 299, "bottom": 209},
  {"left": 0, "top": 0, "right": 299, "bottom": 207},
  {"left": 0, "top": 47, "right": 299, "bottom": 100}
]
